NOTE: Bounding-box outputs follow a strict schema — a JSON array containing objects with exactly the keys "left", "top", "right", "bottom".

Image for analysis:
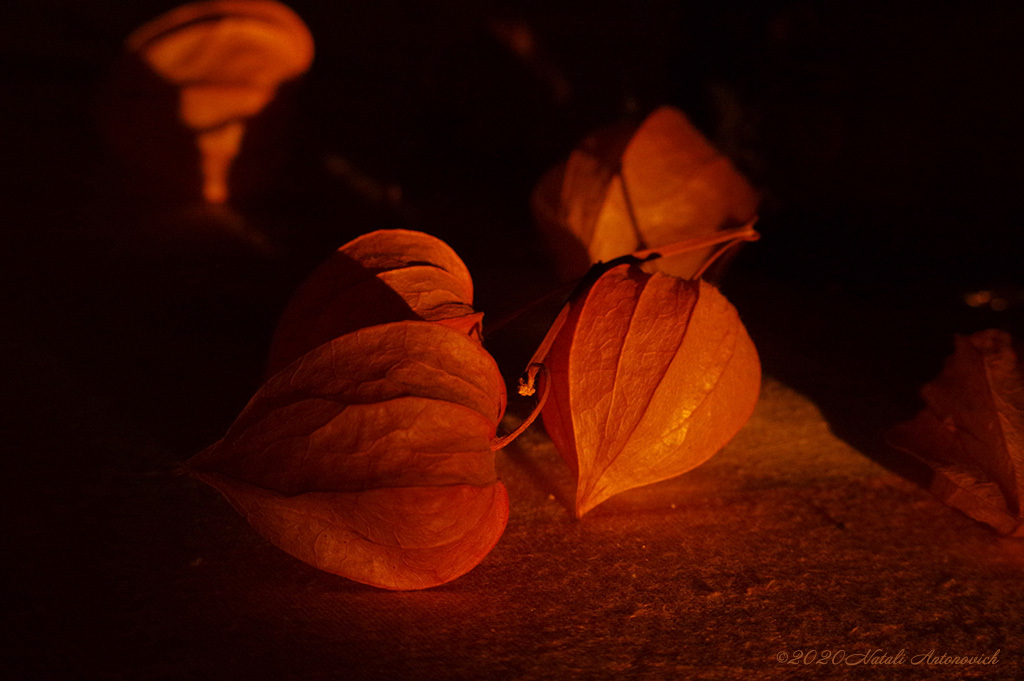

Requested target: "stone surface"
[{"left": 2, "top": 1, "right": 1023, "bottom": 679}]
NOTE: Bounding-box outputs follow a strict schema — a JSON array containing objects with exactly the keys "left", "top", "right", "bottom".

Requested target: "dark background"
[{"left": 2, "top": 1, "right": 1023, "bottom": 679}]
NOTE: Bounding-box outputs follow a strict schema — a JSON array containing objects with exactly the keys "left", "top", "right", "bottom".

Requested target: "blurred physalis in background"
[
  {"left": 963, "top": 287, "right": 1023, "bottom": 313},
  {"left": 99, "top": 0, "right": 313, "bottom": 204},
  {"left": 532, "top": 106, "right": 760, "bottom": 281}
]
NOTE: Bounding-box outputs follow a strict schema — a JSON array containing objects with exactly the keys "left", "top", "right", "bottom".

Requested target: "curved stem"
[
  {"left": 629, "top": 218, "right": 760, "bottom": 263},
  {"left": 492, "top": 363, "right": 550, "bottom": 450},
  {"left": 692, "top": 235, "right": 748, "bottom": 280},
  {"left": 517, "top": 304, "right": 569, "bottom": 396},
  {"left": 493, "top": 217, "right": 761, "bottom": 451},
  {"left": 483, "top": 279, "right": 577, "bottom": 337},
  {"left": 616, "top": 165, "right": 647, "bottom": 250}
]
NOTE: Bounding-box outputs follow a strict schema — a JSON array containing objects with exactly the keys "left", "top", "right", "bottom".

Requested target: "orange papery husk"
[
  {"left": 541, "top": 264, "right": 761, "bottom": 517},
  {"left": 267, "top": 229, "right": 482, "bottom": 376},
  {"left": 532, "top": 106, "right": 760, "bottom": 280},
  {"left": 189, "top": 321, "right": 509, "bottom": 590},
  {"left": 888, "top": 330, "right": 1024, "bottom": 537},
  {"left": 121, "top": 0, "right": 314, "bottom": 203}
]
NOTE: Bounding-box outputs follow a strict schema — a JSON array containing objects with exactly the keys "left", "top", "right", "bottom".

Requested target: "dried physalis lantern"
[
  {"left": 889, "top": 330, "right": 1024, "bottom": 537},
  {"left": 514, "top": 225, "right": 761, "bottom": 517},
  {"left": 532, "top": 106, "right": 760, "bottom": 279},
  {"left": 538, "top": 264, "right": 760, "bottom": 517},
  {"left": 189, "top": 322, "right": 509, "bottom": 590},
  {"left": 124, "top": 0, "right": 314, "bottom": 202},
  {"left": 266, "top": 229, "right": 482, "bottom": 376}
]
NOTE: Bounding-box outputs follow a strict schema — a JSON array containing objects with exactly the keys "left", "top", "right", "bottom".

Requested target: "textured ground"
[
  {"left": 3, "top": 1, "right": 1023, "bottom": 679},
  {"left": 5, "top": 339, "right": 1023, "bottom": 679}
]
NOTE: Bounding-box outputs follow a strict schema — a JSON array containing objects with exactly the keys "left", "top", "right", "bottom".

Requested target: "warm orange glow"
[
  {"left": 533, "top": 106, "right": 760, "bottom": 278},
  {"left": 193, "top": 230, "right": 519, "bottom": 590},
  {"left": 540, "top": 265, "right": 761, "bottom": 517},
  {"left": 190, "top": 322, "right": 509, "bottom": 590},
  {"left": 266, "top": 230, "right": 483, "bottom": 376},
  {"left": 964, "top": 289, "right": 1010, "bottom": 311},
  {"left": 127, "top": 0, "right": 314, "bottom": 202}
]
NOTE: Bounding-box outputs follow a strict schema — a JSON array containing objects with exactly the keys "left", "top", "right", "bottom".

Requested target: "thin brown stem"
[
  {"left": 629, "top": 218, "right": 760, "bottom": 263},
  {"left": 517, "top": 304, "right": 569, "bottom": 396},
  {"left": 692, "top": 236, "right": 748, "bottom": 280},
  {"left": 483, "top": 279, "right": 577, "bottom": 337},
  {"left": 616, "top": 165, "right": 647, "bottom": 250},
  {"left": 492, "top": 363, "right": 550, "bottom": 450}
]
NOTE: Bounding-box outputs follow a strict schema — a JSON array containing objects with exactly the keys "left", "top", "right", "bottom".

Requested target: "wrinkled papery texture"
[
  {"left": 532, "top": 106, "right": 760, "bottom": 279},
  {"left": 127, "top": 0, "right": 314, "bottom": 202},
  {"left": 267, "top": 230, "right": 481, "bottom": 376},
  {"left": 889, "top": 330, "right": 1024, "bottom": 537},
  {"left": 190, "top": 321, "right": 509, "bottom": 590},
  {"left": 541, "top": 264, "right": 761, "bottom": 517}
]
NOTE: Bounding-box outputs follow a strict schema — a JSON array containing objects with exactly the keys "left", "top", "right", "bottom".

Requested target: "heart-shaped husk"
[
  {"left": 190, "top": 321, "right": 508, "bottom": 590},
  {"left": 541, "top": 264, "right": 761, "bottom": 517}
]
